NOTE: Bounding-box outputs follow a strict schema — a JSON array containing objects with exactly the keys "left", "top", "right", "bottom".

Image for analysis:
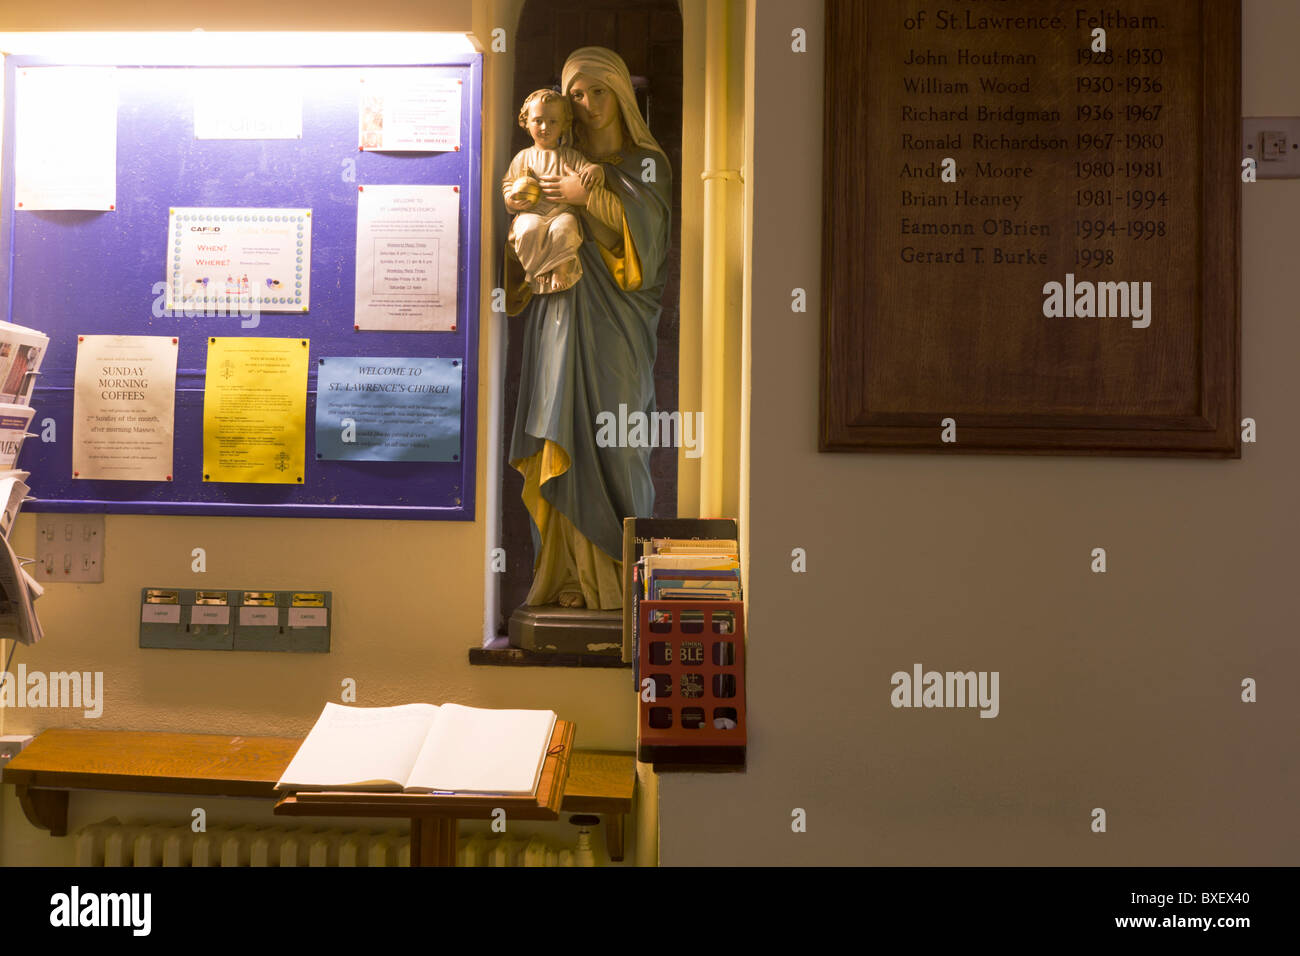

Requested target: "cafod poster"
[{"left": 166, "top": 207, "right": 312, "bottom": 313}]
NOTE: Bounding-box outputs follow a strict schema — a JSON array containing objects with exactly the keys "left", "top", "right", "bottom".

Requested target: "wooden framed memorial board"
[{"left": 820, "top": 0, "right": 1240, "bottom": 456}]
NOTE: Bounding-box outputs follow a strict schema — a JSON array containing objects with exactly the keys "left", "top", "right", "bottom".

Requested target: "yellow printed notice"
[{"left": 203, "top": 337, "right": 309, "bottom": 484}]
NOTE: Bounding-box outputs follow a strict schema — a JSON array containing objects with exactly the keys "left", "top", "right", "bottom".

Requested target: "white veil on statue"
[{"left": 560, "top": 46, "right": 665, "bottom": 158}]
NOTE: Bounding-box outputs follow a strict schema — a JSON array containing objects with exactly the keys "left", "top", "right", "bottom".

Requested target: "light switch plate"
[
  {"left": 1242, "top": 117, "right": 1300, "bottom": 179},
  {"left": 0, "top": 734, "right": 35, "bottom": 758},
  {"left": 0, "top": 734, "right": 35, "bottom": 777},
  {"left": 35, "top": 514, "right": 105, "bottom": 583}
]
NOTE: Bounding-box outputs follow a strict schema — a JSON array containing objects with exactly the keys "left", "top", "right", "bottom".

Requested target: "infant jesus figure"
[{"left": 502, "top": 89, "right": 605, "bottom": 294}]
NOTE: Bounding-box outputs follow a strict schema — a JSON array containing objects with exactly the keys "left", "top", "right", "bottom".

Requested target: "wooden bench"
[{"left": 2, "top": 728, "right": 635, "bottom": 862}]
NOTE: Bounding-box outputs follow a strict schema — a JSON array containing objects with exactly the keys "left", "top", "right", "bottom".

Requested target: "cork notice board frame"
[{"left": 820, "top": 0, "right": 1240, "bottom": 457}]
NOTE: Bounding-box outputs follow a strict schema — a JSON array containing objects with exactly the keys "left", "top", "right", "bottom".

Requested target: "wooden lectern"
[{"left": 272, "top": 719, "right": 575, "bottom": 866}]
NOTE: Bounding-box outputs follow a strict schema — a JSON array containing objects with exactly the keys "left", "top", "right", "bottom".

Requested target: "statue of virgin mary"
[{"left": 506, "top": 47, "right": 671, "bottom": 610}]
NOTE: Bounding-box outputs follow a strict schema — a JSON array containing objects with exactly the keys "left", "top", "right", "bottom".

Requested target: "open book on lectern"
[{"left": 276, "top": 702, "right": 558, "bottom": 796}]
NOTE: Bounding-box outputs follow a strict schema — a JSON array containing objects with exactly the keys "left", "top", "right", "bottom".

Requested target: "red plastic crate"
[{"left": 637, "top": 599, "right": 746, "bottom": 766}]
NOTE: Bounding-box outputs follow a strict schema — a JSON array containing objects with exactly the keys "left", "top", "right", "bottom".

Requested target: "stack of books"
[
  {"left": 0, "top": 320, "right": 47, "bottom": 645},
  {"left": 624, "top": 519, "right": 747, "bottom": 766},
  {"left": 622, "top": 518, "right": 742, "bottom": 676},
  {"left": 639, "top": 537, "right": 741, "bottom": 631}
]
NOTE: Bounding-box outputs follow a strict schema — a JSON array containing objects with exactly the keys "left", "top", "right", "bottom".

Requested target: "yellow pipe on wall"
[{"left": 699, "top": 0, "right": 734, "bottom": 517}]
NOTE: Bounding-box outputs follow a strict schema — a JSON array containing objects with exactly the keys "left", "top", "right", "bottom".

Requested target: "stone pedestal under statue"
[{"left": 508, "top": 604, "right": 622, "bottom": 656}]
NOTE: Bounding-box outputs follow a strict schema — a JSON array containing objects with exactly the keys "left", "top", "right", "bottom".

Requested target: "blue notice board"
[{"left": 0, "top": 56, "right": 482, "bottom": 520}]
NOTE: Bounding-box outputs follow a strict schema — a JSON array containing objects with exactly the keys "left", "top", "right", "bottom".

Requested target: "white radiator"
[
  {"left": 458, "top": 832, "right": 581, "bottom": 867},
  {"left": 74, "top": 821, "right": 411, "bottom": 867},
  {"left": 73, "top": 820, "right": 589, "bottom": 866}
]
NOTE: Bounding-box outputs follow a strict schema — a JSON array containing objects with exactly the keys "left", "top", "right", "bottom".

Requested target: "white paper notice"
[
  {"left": 193, "top": 68, "right": 303, "bottom": 140},
  {"left": 72, "top": 335, "right": 178, "bottom": 482},
  {"left": 14, "top": 67, "right": 117, "bottom": 211},
  {"left": 354, "top": 185, "right": 460, "bottom": 331},
  {"left": 360, "top": 70, "right": 462, "bottom": 152}
]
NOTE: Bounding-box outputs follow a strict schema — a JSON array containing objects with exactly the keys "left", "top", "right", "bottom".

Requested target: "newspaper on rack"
[
  {"left": 0, "top": 322, "right": 45, "bottom": 644},
  {"left": 0, "top": 528, "right": 41, "bottom": 644},
  {"left": 0, "top": 404, "right": 35, "bottom": 471},
  {"left": 0, "top": 471, "right": 31, "bottom": 539},
  {"left": 0, "top": 320, "right": 48, "bottom": 406}
]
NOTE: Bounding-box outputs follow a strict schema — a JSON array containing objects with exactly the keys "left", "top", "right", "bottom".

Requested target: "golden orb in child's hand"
[{"left": 510, "top": 176, "right": 542, "bottom": 206}]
